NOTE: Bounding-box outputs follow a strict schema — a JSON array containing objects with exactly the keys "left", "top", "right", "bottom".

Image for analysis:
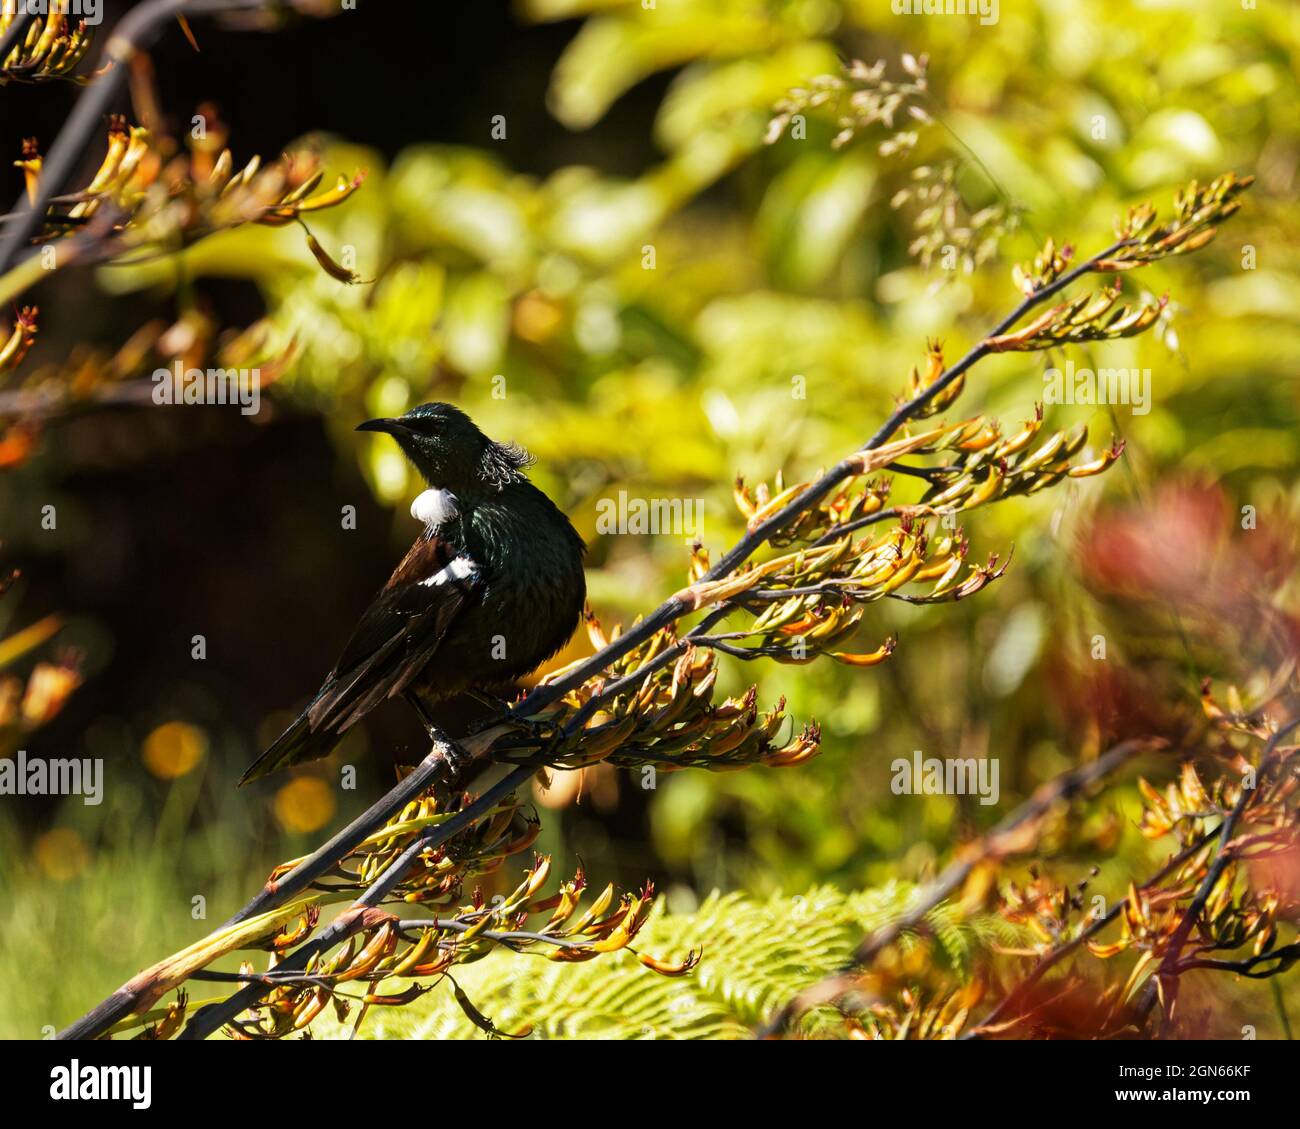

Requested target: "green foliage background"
[
  {"left": 2, "top": 0, "right": 1297, "bottom": 1038},
  {"left": 317, "top": 886, "right": 1011, "bottom": 1040}
]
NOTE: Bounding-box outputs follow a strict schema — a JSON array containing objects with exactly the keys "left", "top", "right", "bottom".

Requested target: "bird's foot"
[
  {"left": 460, "top": 689, "right": 563, "bottom": 755},
  {"left": 476, "top": 710, "right": 563, "bottom": 755},
  {"left": 439, "top": 736, "right": 476, "bottom": 778},
  {"left": 463, "top": 687, "right": 515, "bottom": 723}
]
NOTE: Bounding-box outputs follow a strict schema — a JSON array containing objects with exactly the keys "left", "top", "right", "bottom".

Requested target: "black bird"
[{"left": 239, "top": 403, "right": 586, "bottom": 785}]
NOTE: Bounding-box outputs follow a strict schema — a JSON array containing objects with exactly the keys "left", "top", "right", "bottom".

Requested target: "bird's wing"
[{"left": 306, "top": 534, "right": 482, "bottom": 734}]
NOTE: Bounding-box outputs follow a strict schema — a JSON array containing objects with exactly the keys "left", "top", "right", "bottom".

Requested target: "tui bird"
[{"left": 239, "top": 402, "right": 586, "bottom": 785}]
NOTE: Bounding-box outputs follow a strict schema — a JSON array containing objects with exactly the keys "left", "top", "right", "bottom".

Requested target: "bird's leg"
[
  {"left": 464, "top": 687, "right": 515, "bottom": 715},
  {"left": 407, "top": 689, "right": 558, "bottom": 762},
  {"left": 403, "top": 691, "right": 475, "bottom": 776},
  {"left": 404, "top": 690, "right": 442, "bottom": 737},
  {"left": 464, "top": 687, "right": 562, "bottom": 753}
]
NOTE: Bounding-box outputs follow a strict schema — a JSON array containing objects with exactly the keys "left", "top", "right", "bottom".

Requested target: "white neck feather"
[{"left": 410, "top": 487, "right": 460, "bottom": 531}]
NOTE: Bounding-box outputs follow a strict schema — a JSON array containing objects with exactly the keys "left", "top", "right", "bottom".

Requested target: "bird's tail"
[{"left": 238, "top": 707, "right": 332, "bottom": 786}]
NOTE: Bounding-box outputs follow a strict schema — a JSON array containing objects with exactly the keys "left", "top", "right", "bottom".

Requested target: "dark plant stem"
[
  {"left": 59, "top": 236, "right": 1130, "bottom": 1040},
  {"left": 0, "top": 8, "right": 39, "bottom": 71},
  {"left": 505, "top": 242, "right": 1128, "bottom": 727},
  {"left": 0, "top": 0, "right": 285, "bottom": 275},
  {"left": 760, "top": 737, "right": 1156, "bottom": 1036},
  {"left": 811, "top": 507, "right": 902, "bottom": 547},
  {"left": 963, "top": 832, "right": 1213, "bottom": 1038},
  {"left": 178, "top": 764, "right": 535, "bottom": 1039},
  {"left": 56, "top": 727, "right": 495, "bottom": 1040},
  {"left": 219, "top": 734, "right": 486, "bottom": 929},
  {"left": 1142, "top": 716, "right": 1300, "bottom": 1028}
]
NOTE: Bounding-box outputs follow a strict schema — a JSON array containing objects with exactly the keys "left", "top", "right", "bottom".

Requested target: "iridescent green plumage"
[{"left": 240, "top": 403, "right": 585, "bottom": 785}]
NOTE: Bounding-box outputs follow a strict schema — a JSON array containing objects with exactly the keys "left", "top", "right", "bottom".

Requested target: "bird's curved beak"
[{"left": 356, "top": 417, "right": 409, "bottom": 435}]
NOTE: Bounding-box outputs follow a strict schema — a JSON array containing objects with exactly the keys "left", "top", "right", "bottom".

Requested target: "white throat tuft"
[{"left": 411, "top": 488, "right": 460, "bottom": 531}]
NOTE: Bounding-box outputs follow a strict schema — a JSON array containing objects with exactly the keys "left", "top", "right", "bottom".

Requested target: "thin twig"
[
  {"left": 498, "top": 240, "right": 1129, "bottom": 730},
  {"left": 1177, "top": 945, "right": 1300, "bottom": 978},
  {"left": 0, "top": 8, "right": 39, "bottom": 71},
  {"left": 177, "top": 763, "right": 536, "bottom": 1039},
  {"left": 759, "top": 738, "right": 1158, "bottom": 1036},
  {"left": 395, "top": 919, "right": 593, "bottom": 952},
  {"left": 55, "top": 726, "right": 501, "bottom": 1040},
  {"left": 0, "top": 0, "right": 282, "bottom": 276},
  {"left": 1143, "top": 716, "right": 1300, "bottom": 1026},
  {"left": 219, "top": 731, "right": 504, "bottom": 929},
  {"left": 811, "top": 507, "right": 903, "bottom": 547},
  {"left": 60, "top": 235, "right": 1132, "bottom": 1040},
  {"left": 962, "top": 832, "right": 1213, "bottom": 1038}
]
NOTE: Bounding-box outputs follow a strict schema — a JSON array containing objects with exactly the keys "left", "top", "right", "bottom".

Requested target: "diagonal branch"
[
  {"left": 218, "top": 729, "right": 508, "bottom": 930},
  {"left": 0, "top": 0, "right": 302, "bottom": 276},
  {"left": 0, "top": 8, "right": 40, "bottom": 70},
  {"left": 176, "top": 762, "right": 536, "bottom": 1039},
  {"left": 56, "top": 726, "right": 504, "bottom": 1040},
  {"left": 498, "top": 240, "right": 1129, "bottom": 728},
  {"left": 759, "top": 737, "right": 1159, "bottom": 1036},
  {"left": 57, "top": 233, "right": 1143, "bottom": 1040},
  {"left": 1142, "top": 715, "right": 1300, "bottom": 1025},
  {"left": 962, "top": 831, "right": 1214, "bottom": 1038}
]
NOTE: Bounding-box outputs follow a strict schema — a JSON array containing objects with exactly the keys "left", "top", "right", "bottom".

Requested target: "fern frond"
[{"left": 318, "top": 883, "right": 1005, "bottom": 1040}]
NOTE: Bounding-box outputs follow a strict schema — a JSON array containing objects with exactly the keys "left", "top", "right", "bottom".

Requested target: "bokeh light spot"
[
  {"left": 273, "top": 777, "right": 336, "bottom": 834},
  {"left": 141, "top": 721, "right": 208, "bottom": 779},
  {"left": 35, "top": 827, "right": 90, "bottom": 881}
]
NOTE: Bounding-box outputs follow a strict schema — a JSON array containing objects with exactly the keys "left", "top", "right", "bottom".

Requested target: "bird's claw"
[{"left": 475, "top": 710, "right": 562, "bottom": 754}]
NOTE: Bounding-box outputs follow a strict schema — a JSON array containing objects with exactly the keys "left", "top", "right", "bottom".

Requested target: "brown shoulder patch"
[{"left": 384, "top": 534, "right": 455, "bottom": 590}]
